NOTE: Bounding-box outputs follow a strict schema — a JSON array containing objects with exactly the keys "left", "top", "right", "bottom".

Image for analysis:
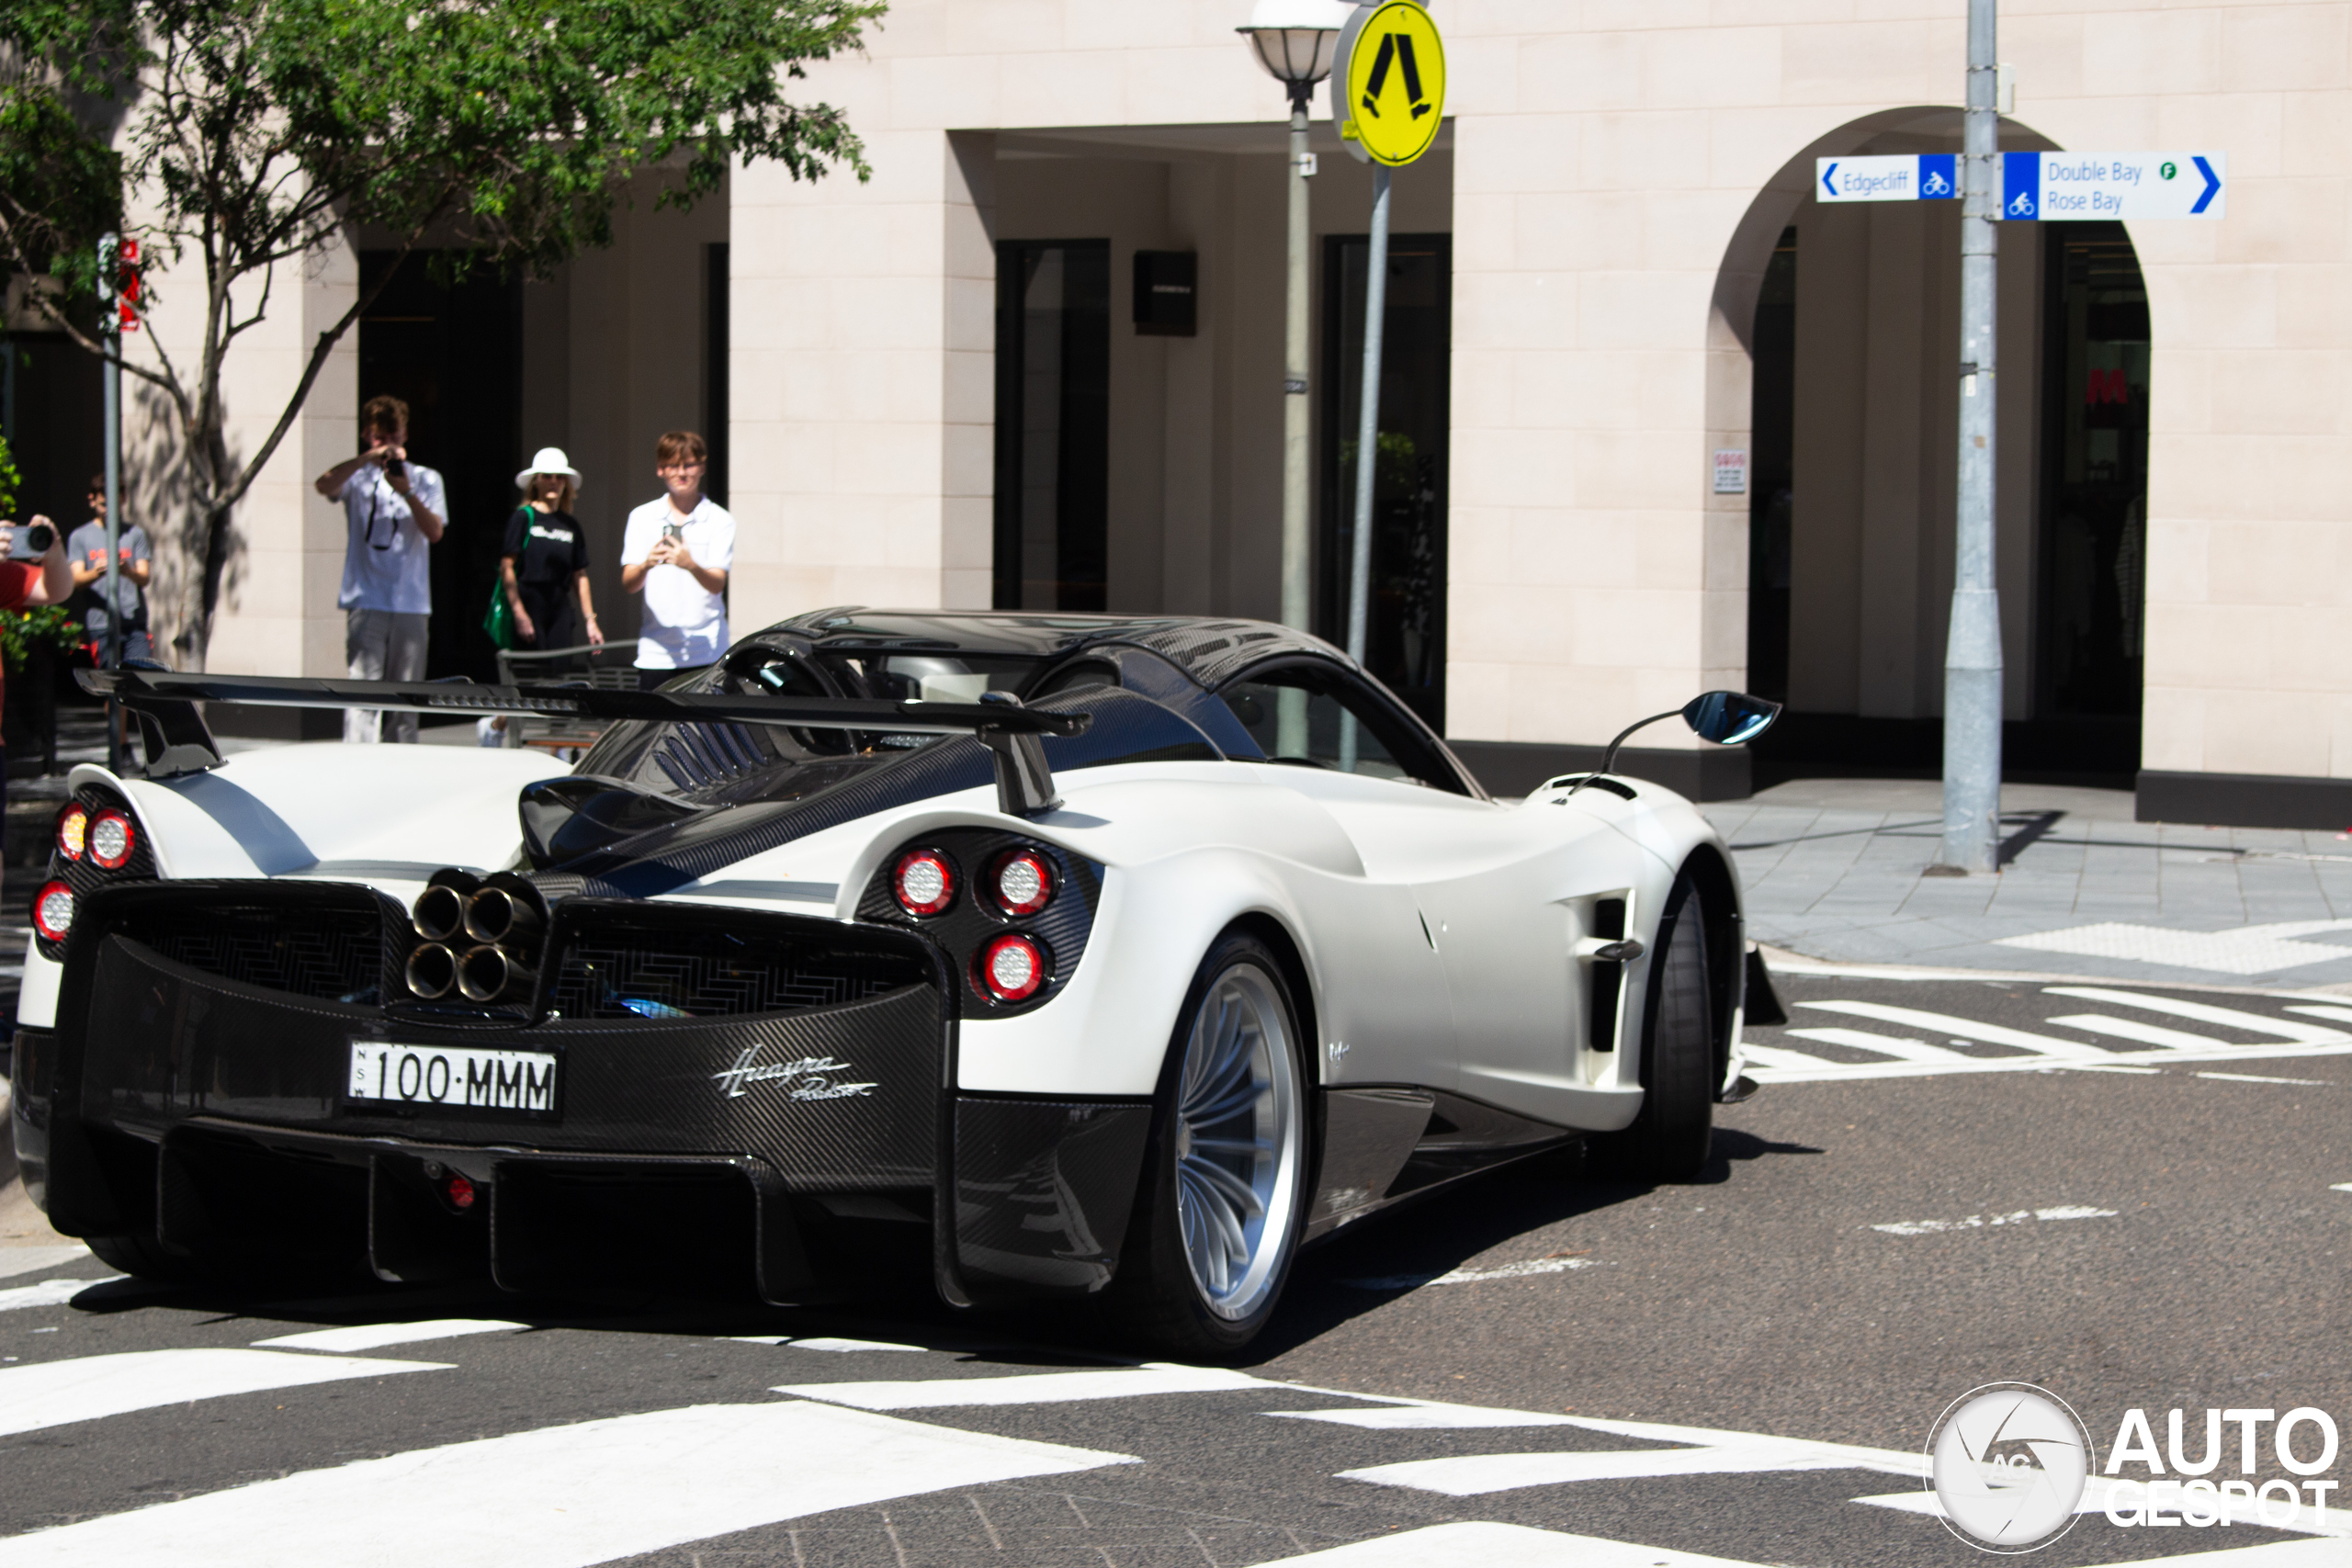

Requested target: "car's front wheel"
[
  {"left": 1590, "top": 876, "right": 1716, "bottom": 1182},
  {"left": 1104, "top": 932, "right": 1310, "bottom": 1357}
]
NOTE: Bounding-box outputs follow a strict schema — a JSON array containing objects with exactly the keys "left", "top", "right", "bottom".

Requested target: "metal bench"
[{"left": 492, "top": 642, "right": 640, "bottom": 753}]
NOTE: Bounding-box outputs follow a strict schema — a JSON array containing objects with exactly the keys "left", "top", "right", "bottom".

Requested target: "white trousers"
[{"left": 344, "top": 608, "right": 430, "bottom": 743}]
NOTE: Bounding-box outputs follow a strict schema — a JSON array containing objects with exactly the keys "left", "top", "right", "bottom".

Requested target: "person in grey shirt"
[{"left": 67, "top": 473, "right": 154, "bottom": 665}]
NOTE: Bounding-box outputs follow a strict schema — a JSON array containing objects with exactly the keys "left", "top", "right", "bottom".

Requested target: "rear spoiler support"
[{"left": 78, "top": 670, "right": 1092, "bottom": 818}]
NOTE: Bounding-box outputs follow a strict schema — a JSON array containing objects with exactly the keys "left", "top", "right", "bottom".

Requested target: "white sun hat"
[{"left": 515, "top": 446, "right": 582, "bottom": 491}]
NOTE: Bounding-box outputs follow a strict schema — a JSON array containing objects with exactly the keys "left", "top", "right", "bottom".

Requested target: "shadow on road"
[
  {"left": 37, "top": 1129, "right": 1828, "bottom": 1368},
  {"left": 1243, "top": 1126, "right": 1824, "bottom": 1363}
]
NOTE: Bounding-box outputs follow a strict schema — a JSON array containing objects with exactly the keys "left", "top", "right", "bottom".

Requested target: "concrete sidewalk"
[{"left": 1703, "top": 778, "right": 2352, "bottom": 989}]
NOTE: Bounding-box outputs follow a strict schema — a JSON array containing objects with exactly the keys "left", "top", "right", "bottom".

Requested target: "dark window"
[
  {"left": 0, "top": 335, "right": 102, "bottom": 536},
  {"left": 1746, "top": 227, "right": 1797, "bottom": 705},
  {"left": 2037, "top": 224, "right": 2149, "bottom": 718},
  {"left": 994, "top": 241, "right": 1110, "bottom": 612},
  {"left": 706, "top": 242, "right": 729, "bottom": 506},
  {"left": 1320, "top": 233, "right": 1451, "bottom": 733},
  {"left": 358, "top": 251, "right": 523, "bottom": 683},
  {"left": 1218, "top": 660, "right": 1463, "bottom": 792}
]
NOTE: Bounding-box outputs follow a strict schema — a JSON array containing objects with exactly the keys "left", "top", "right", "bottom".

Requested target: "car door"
[
  {"left": 1213, "top": 663, "right": 1461, "bottom": 1097},
  {"left": 1216, "top": 660, "right": 1647, "bottom": 1128}
]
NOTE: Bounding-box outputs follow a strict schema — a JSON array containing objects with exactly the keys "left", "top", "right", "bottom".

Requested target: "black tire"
[
  {"left": 1591, "top": 878, "right": 1715, "bottom": 1182},
  {"left": 1103, "top": 932, "right": 1312, "bottom": 1359}
]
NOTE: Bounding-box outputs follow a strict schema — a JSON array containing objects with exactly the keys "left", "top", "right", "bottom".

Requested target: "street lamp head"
[{"left": 1238, "top": 0, "right": 1351, "bottom": 107}]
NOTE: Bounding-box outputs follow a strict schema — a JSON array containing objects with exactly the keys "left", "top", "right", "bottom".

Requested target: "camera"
[
  {"left": 8, "top": 521, "right": 56, "bottom": 559},
  {"left": 380, "top": 455, "right": 406, "bottom": 481}
]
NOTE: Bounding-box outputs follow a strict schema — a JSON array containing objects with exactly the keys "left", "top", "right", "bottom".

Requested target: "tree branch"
[{"left": 209, "top": 204, "right": 445, "bottom": 517}]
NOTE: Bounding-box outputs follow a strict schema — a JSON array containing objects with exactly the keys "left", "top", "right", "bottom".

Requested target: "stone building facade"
[{"left": 28, "top": 1, "right": 2349, "bottom": 822}]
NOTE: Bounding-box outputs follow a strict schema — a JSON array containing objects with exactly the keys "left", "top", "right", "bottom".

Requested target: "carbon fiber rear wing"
[{"left": 77, "top": 669, "right": 1093, "bottom": 817}]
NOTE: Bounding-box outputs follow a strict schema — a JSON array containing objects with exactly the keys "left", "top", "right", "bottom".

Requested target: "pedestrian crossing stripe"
[
  {"left": 0, "top": 1348, "right": 447, "bottom": 1438},
  {"left": 0, "top": 1402, "right": 1133, "bottom": 1568},
  {"left": 1267, "top": 1520, "right": 1775, "bottom": 1566},
  {"left": 6, "top": 1336, "right": 2346, "bottom": 1563},
  {"left": 1742, "top": 992, "right": 2352, "bottom": 1083}
]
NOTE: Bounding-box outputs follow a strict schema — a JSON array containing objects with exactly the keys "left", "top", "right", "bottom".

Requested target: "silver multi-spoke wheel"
[{"left": 1172, "top": 962, "right": 1303, "bottom": 1322}]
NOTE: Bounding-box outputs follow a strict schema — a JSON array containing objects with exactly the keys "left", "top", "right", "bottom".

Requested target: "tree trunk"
[{"left": 192, "top": 499, "right": 235, "bottom": 672}]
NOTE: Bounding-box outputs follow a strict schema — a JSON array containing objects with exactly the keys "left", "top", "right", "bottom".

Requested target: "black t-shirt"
[{"left": 503, "top": 507, "right": 589, "bottom": 587}]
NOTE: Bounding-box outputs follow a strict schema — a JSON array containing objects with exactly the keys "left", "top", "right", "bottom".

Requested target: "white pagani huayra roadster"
[{"left": 9, "top": 610, "right": 1784, "bottom": 1354}]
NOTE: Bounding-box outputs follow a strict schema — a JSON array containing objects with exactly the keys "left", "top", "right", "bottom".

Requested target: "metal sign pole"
[
  {"left": 1278, "top": 87, "right": 1315, "bottom": 761},
  {"left": 1940, "top": 0, "right": 2002, "bottom": 874},
  {"left": 1328, "top": 0, "right": 1441, "bottom": 770},
  {"left": 1339, "top": 164, "right": 1390, "bottom": 773},
  {"left": 100, "top": 233, "right": 124, "bottom": 773}
]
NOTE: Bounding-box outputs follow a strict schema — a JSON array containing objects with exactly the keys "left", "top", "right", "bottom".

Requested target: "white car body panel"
[{"left": 28, "top": 728, "right": 1746, "bottom": 1134}]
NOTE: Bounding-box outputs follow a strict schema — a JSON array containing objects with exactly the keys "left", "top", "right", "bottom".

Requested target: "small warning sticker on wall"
[{"left": 1713, "top": 449, "right": 1749, "bottom": 495}]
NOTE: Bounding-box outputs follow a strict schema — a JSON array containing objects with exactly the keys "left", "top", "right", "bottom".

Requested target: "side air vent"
[
  {"left": 653, "top": 724, "right": 767, "bottom": 790},
  {"left": 1585, "top": 897, "right": 1628, "bottom": 1055}
]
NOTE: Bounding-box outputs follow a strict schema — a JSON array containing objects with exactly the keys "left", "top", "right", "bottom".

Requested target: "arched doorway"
[{"left": 1712, "top": 114, "right": 2149, "bottom": 786}]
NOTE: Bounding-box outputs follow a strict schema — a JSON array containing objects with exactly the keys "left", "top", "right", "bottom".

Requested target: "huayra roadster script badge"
[{"left": 712, "top": 1051, "right": 879, "bottom": 1101}]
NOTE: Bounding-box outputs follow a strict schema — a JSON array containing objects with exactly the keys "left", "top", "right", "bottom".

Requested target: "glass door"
[
  {"left": 1320, "top": 233, "right": 1451, "bottom": 732},
  {"left": 2037, "top": 224, "right": 2150, "bottom": 719},
  {"left": 993, "top": 241, "right": 1110, "bottom": 612},
  {"left": 358, "top": 250, "right": 523, "bottom": 683}
]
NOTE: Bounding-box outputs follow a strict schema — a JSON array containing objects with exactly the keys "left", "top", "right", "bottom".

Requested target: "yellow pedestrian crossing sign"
[{"left": 1332, "top": 0, "right": 1446, "bottom": 167}]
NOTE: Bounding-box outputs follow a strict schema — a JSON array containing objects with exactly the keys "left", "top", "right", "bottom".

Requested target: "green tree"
[{"left": 0, "top": 0, "right": 880, "bottom": 660}]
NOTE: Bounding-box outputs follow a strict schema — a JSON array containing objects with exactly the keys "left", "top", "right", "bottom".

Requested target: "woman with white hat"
[{"left": 502, "top": 446, "right": 602, "bottom": 652}]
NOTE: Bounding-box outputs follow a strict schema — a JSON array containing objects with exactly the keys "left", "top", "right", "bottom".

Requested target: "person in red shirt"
[{"left": 0, "top": 514, "right": 75, "bottom": 894}]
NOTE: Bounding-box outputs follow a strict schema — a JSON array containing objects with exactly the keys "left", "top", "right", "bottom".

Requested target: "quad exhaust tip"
[
  {"left": 408, "top": 874, "right": 548, "bottom": 1002},
  {"left": 405, "top": 942, "right": 457, "bottom": 999},
  {"left": 458, "top": 943, "right": 537, "bottom": 1003},
  {"left": 463, "top": 886, "right": 543, "bottom": 946},
  {"left": 412, "top": 885, "right": 465, "bottom": 943}
]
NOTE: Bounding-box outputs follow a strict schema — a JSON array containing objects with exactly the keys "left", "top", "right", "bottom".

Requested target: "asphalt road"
[{"left": 3, "top": 967, "right": 2347, "bottom": 1567}]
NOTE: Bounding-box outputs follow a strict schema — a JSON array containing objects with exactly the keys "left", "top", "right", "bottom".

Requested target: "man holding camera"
[{"left": 313, "top": 394, "right": 445, "bottom": 742}]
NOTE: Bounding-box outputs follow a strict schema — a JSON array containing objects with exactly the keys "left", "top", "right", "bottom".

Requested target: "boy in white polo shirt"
[{"left": 621, "top": 430, "right": 735, "bottom": 684}]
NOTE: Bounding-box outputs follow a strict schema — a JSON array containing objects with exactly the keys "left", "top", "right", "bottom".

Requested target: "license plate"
[{"left": 346, "top": 1042, "right": 560, "bottom": 1116}]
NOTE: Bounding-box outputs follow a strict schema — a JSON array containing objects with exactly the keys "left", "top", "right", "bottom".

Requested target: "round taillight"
[
  {"left": 990, "top": 850, "right": 1055, "bottom": 917},
  {"left": 88, "top": 809, "right": 135, "bottom": 870},
  {"left": 33, "top": 881, "right": 75, "bottom": 942},
  {"left": 893, "top": 850, "right": 956, "bottom": 917},
  {"left": 55, "top": 805, "right": 88, "bottom": 862},
  {"left": 978, "top": 932, "right": 1048, "bottom": 1003},
  {"left": 445, "top": 1173, "right": 477, "bottom": 1211}
]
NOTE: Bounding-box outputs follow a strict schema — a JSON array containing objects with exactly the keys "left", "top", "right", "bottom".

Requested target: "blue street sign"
[
  {"left": 1817, "top": 151, "right": 2225, "bottom": 220},
  {"left": 2003, "top": 151, "right": 2225, "bottom": 220},
  {"left": 1816, "top": 154, "right": 1956, "bottom": 203}
]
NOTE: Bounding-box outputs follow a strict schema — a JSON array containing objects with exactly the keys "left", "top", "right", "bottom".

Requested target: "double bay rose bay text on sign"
[{"left": 1816, "top": 151, "right": 2226, "bottom": 220}]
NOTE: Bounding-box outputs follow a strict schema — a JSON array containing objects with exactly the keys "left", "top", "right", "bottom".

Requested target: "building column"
[{"left": 729, "top": 130, "right": 996, "bottom": 629}]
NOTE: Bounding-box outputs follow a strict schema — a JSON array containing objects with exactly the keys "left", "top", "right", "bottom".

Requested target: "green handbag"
[
  {"left": 482, "top": 506, "right": 526, "bottom": 649},
  {"left": 482, "top": 579, "right": 517, "bottom": 650}
]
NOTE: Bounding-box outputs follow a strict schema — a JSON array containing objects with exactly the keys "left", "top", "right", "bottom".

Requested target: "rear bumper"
[{"left": 11, "top": 883, "right": 1150, "bottom": 1307}]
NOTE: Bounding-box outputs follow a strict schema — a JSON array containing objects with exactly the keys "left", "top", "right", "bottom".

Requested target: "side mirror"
[
  {"left": 1569, "top": 690, "right": 1786, "bottom": 793},
  {"left": 1682, "top": 691, "right": 1781, "bottom": 748}
]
